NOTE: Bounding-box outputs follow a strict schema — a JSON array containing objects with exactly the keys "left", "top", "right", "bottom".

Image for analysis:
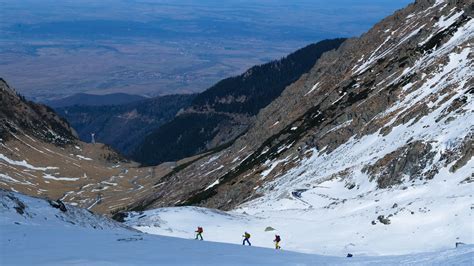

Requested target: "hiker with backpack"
[
  {"left": 242, "top": 232, "right": 251, "bottom": 246},
  {"left": 274, "top": 235, "right": 281, "bottom": 249},
  {"left": 195, "top": 226, "right": 204, "bottom": 240}
]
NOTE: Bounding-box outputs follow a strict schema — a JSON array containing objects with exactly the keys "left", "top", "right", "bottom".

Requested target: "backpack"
[
  {"left": 275, "top": 235, "right": 281, "bottom": 242},
  {"left": 198, "top": 227, "right": 203, "bottom": 233},
  {"left": 245, "top": 233, "right": 251, "bottom": 238}
]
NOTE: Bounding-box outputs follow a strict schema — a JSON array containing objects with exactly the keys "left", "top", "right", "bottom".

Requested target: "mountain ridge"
[
  {"left": 0, "top": 78, "right": 77, "bottom": 145},
  {"left": 0, "top": 78, "right": 185, "bottom": 214},
  {"left": 45, "top": 92, "right": 148, "bottom": 108},
  {"left": 132, "top": 39, "right": 346, "bottom": 165},
  {"left": 54, "top": 40, "right": 345, "bottom": 160}
]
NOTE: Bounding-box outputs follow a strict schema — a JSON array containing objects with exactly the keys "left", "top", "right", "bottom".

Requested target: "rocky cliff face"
[
  {"left": 124, "top": 0, "right": 473, "bottom": 212},
  {"left": 0, "top": 78, "right": 77, "bottom": 145}
]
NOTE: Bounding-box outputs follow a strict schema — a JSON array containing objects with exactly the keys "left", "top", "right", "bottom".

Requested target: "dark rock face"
[
  {"left": 131, "top": 39, "right": 346, "bottom": 165},
  {"left": 449, "top": 133, "right": 473, "bottom": 173},
  {"left": 0, "top": 78, "right": 77, "bottom": 145},
  {"left": 363, "top": 141, "right": 436, "bottom": 188}
]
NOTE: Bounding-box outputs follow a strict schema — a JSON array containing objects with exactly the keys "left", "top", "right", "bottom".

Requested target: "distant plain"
[{"left": 0, "top": 0, "right": 412, "bottom": 101}]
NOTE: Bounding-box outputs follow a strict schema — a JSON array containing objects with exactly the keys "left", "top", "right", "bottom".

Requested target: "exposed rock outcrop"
[{"left": 0, "top": 78, "right": 77, "bottom": 145}]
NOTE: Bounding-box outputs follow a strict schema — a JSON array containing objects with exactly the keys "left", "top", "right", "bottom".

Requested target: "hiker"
[
  {"left": 242, "top": 232, "right": 251, "bottom": 246},
  {"left": 195, "top": 226, "right": 204, "bottom": 240},
  {"left": 274, "top": 235, "right": 281, "bottom": 249}
]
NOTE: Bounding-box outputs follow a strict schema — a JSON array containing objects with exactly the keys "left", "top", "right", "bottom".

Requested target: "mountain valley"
[{"left": 0, "top": 0, "right": 473, "bottom": 263}]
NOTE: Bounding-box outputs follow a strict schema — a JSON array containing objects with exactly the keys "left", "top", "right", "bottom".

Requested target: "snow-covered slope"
[
  {"left": 125, "top": 176, "right": 473, "bottom": 256},
  {"left": 224, "top": 0, "right": 474, "bottom": 256},
  {"left": 1, "top": 190, "right": 473, "bottom": 265}
]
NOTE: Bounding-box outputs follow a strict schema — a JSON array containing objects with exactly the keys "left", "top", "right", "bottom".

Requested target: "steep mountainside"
[
  {"left": 45, "top": 92, "right": 147, "bottom": 108},
  {"left": 132, "top": 39, "right": 345, "bottom": 165},
  {"left": 55, "top": 94, "right": 195, "bottom": 155},
  {"left": 123, "top": 0, "right": 473, "bottom": 217},
  {"left": 0, "top": 78, "right": 77, "bottom": 145},
  {"left": 0, "top": 79, "right": 193, "bottom": 214}
]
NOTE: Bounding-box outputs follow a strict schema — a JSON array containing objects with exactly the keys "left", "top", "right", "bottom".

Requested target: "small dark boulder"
[
  {"left": 377, "top": 215, "right": 391, "bottom": 225},
  {"left": 7, "top": 195, "right": 26, "bottom": 215},
  {"left": 49, "top": 199, "right": 67, "bottom": 212},
  {"left": 291, "top": 189, "right": 308, "bottom": 198},
  {"left": 13, "top": 201, "right": 26, "bottom": 215},
  {"left": 112, "top": 212, "right": 128, "bottom": 223},
  {"left": 57, "top": 200, "right": 67, "bottom": 212}
]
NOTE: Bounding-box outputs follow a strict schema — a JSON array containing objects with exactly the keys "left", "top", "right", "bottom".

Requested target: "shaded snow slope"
[{"left": 1, "top": 190, "right": 473, "bottom": 265}]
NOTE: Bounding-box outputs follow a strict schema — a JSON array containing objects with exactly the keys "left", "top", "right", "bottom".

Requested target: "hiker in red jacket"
[
  {"left": 195, "top": 226, "right": 204, "bottom": 240},
  {"left": 274, "top": 235, "right": 281, "bottom": 249}
]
